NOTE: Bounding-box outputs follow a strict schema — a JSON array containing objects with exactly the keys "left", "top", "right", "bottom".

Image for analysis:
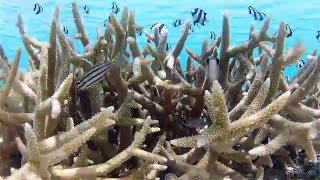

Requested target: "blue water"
[{"left": 0, "top": 0, "right": 319, "bottom": 78}]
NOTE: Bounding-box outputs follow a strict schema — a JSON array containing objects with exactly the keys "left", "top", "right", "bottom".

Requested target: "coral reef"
[{"left": 0, "top": 2, "right": 320, "bottom": 179}]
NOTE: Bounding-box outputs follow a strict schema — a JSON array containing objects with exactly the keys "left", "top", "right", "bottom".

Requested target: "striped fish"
[
  {"left": 191, "top": 8, "right": 209, "bottom": 26},
  {"left": 150, "top": 23, "right": 167, "bottom": 34},
  {"left": 317, "top": 30, "right": 320, "bottom": 41},
  {"left": 297, "top": 59, "right": 305, "bottom": 68},
  {"left": 248, "top": 6, "right": 266, "bottom": 21},
  {"left": 77, "top": 60, "right": 113, "bottom": 91}
]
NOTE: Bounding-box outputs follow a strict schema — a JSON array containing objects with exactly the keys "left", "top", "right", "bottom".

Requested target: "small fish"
[
  {"left": 273, "top": 24, "right": 293, "bottom": 38},
  {"left": 136, "top": 29, "right": 142, "bottom": 36},
  {"left": 84, "top": 5, "right": 89, "bottom": 14},
  {"left": 188, "top": 24, "right": 195, "bottom": 34},
  {"left": 172, "top": 19, "right": 182, "bottom": 27},
  {"left": 316, "top": 31, "right": 320, "bottom": 41},
  {"left": 297, "top": 59, "right": 305, "bottom": 68},
  {"left": 33, "top": 3, "right": 43, "bottom": 15},
  {"left": 191, "top": 8, "right": 209, "bottom": 26},
  {"left": 104, "top": 20, "right": 108, "bottom": 27},
  {"left": 285, "top": 24, "right": 293, "bottom": 37},
  {"left": 136, "top": 25, "right": 144, "bottom": 36},
  {"left": 111, "top": 2, "right": 120, "bottom": 14},
  {"left": 104, "top": 16, "right": 112, "bottom": 27},
  {"left": 209, "top": 31, "right": 216, "bottom": 40},
  {"left": 63, "top": 26, "right": 69, "bottom": 34},
  {"left": 150, "top": 23, "right": 167, "bottom": 34},
  {"left": 248, "top": 6, "right": 266, "bottom": 21},
  {"left": 77, "top": 60, "right": 113, "bottom": 91},
  {"left": 166, "top": 43, "right": 171, "bottom": 51}
]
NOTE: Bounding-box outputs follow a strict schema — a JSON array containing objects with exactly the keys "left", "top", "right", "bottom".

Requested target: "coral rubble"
[{"left": 0, "top": 2, "right": 320, "bottom": 179}]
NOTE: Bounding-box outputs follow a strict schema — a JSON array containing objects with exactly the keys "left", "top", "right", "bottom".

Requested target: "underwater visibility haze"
[{"left": 0, "top": 0, "right": 320, "bottom": 179}]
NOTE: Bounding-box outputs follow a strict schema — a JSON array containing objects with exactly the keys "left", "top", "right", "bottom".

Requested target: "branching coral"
[{"left": 0, "top": 2, "right": 319, "bottom": 179}]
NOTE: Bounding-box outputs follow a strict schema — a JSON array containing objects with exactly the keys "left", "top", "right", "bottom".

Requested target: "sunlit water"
[{"left": 0, "top": 0, "right": 319, "bottom": 78}]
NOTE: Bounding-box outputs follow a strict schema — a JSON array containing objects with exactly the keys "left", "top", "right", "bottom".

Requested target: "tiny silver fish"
[{"left": 77, "top": 60, "right": 113, "bottom": 91}]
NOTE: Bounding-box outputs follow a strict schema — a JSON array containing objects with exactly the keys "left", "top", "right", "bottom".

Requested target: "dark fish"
[
  {"left": 172, "top": 19, "right": 182, "bottom": 27},
  {"left": 166, "top": 43, "right": 171, "bottom": 51},
  {"left": 297, "top": 59, "right": 305, "bottom": 68},
  {"left": 77, "top": 60, "right": 113, "bottom": 91},
  {"left": 111, "top": 2, "right": 120, "bottom": 14},
  {"left": 63, "top": 26, "right": 69, "bottom": 34},
  {"left": 33, "top": 3, "right": 43, "bottom": 15},
  {"left": 150, "top": 23, "right": 167, "bottom": 34},
  {"left": 191, "top": 8, "right": 208, "bottom": 26},
  {"left": 84, "top": 5, "right": 89, "bottom": 14},
  {"left": 248, "top": 6, "right": 266, "bottom": 21},
  {"left": 209, "top": 31, "right": 216, "bottom": 40},
  {"left": 316, "top": 30, "right": 320, "bottom": 41}
]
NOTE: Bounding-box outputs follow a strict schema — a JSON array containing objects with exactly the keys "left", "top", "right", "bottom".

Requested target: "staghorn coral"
[{"left": 0, "top": 2, "right": 319, "bottom": 179}]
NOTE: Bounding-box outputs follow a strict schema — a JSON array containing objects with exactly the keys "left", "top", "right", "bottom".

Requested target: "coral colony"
[{"left": 1, "top": 2, "right": 320, "bottom": 179}]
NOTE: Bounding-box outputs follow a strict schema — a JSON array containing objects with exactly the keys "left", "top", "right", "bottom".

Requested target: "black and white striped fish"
[
  {"left": 188, "top": 25, "right": 195, "bottom": 34},
  {"left": 248, "top": 6, "right": 266, "bottom": 21},
  {"left": 285, "top": 24, "right": 293, "bottom": 37},
  {"left": 33, "top": 3, "right": 43, "bottom": 15},
  {"left": 77, "top": 60, "right": 113, "bottom": 91},
  {"left": 209, "top": 31, "right": 216, "bottom": 40},
  {"left": 191, "top": 8, "right": 209, "bottom": 26},
  {"left": 83, "top": 5, "right": 89, "bottom": 14},
  {"left": 297, "top": 59, "right": 305, "bottom": 68},
  {"left": 136, "top": 25, "right": 144, "bottom": 36},
  {"left": 111, "top": 2, "right": 120, "bottom": 14},
  {"left": 166, "top": 43, "right": 171, "bottom": 51},
  {"left": 274, "top": 24, "right": 293, "bottom": 38},
  {"left": 136, "top": 29, "right": 142, "bottom": 36},
  {"left": 63, "top": 26, "right": 69, "bottom": 34},
  {"left": 103, "top": 16, "right": 112, "bottom": 27},
  {"left": 150, "top": 23, "right": 167, "bottom": 34},
  {"left": 172, "top": 19, "right": 182, "bottom": 27},
  {"left": 316, "top": 31, "right": 320, "bottom": 41}
]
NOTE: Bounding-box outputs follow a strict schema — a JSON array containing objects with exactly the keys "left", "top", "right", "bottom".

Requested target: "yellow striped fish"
[{"left": 77, "top": 60, "right": 113, "bottom": 91}]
